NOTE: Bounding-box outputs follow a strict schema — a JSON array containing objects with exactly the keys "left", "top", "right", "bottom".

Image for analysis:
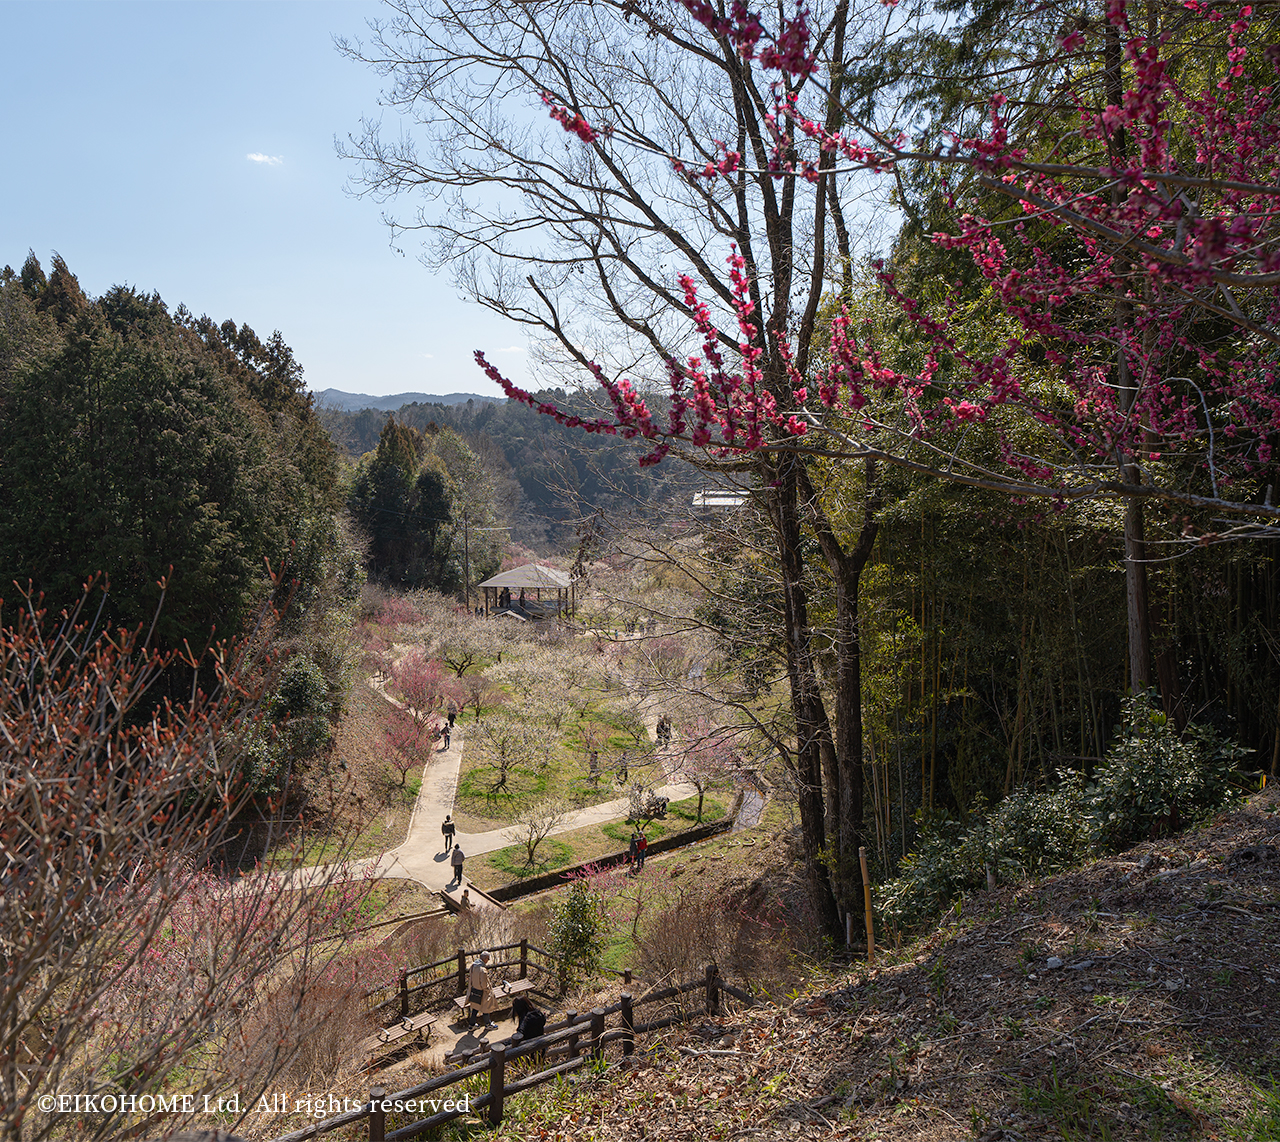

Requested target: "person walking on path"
[
  {"left": 656, "top": 715, "right": 671, "bottom": 747},
  {"left": 442, "top": 814, "right": 455, "bottom": 852},
  {"left": 636, "top": 832, "right": 648, "bottom": 869},
  {"left": 628, "top": 831, "right": 639, "bottom": 868},
  {"left": 450, "top": 843, "right": 465, "bottom": 884},
  {"left": 466, "top": 951, "right": 496, "bottom": 1031},
  {"left": 441, "top": 724, "right": 451, "bottom": 750},
  {"left": 447, "top": 700, "right": 457, "bottom": 728}
]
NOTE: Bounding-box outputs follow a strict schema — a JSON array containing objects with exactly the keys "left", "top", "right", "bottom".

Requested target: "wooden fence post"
[
  {"left": 620, "top": 992, "right": 634, "bottom": 1056},
  {"left": 399, "top": 970, "right": 410, "bottom": 1018},
  {"left": 368, "top": 1086, "right": 386, "bottom": 1142},
  {"left": 519, "top": 937, "right": 528, "bottom": 979},
  {"left": 705, "top": 963, "right": 720, "bottom": 1016},
  {"left": 589, "top": 1008, "right": 605, "bottom": 1060},
  {"left": 566, "top": 1010, "right": 579, "bottom": 1058},
  {"left": 623, "top": 967, "right": 632, "bottom": 986},
  {"left": 457, "top": 948, "right": 467, "bottom": 997},
  {"left": 487, "top": 1044, "right": 507, "bottom": 1126}
]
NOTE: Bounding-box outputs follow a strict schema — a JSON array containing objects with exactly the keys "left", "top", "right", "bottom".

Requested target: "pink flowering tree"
[
  {"left": 342, "top": 0, "right": 946, "bottom": 932},
  {"left": 381, "top": 650, "right": 448, "bottom": 788},
  {"left": 388, "top": 648, "right": 447, "bottom": 734},
  {"left": 488, "top": 1, "right": 1280, "bottom": 675},
  {"left": 678, "top": 717, "right": 742, "bottom": 822},
  {"left": 506, "top": 0, "right": 1280, "bottom": 699},
  {"left": 343, "top": 0, "right": 1280, "bottom": 930}
]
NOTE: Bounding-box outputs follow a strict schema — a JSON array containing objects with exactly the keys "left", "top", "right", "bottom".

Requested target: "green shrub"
[
  {"left": 878, "top": 696, "right": 1247, "bottom": 934},
  {"left": 877, "top": 823, "right": 970, "bottom": 932},
  {"left": 269, "top": 653, "right": 334, "bottom": 769},
  {"left": 1087, "top": 693, "right": 1248, "bottom": 850},
  {"left": 547, "top": 879, "right": 605, "bottom": 992},
  {"left": 275, "top": 654, "right": 329, "bottom": 721},
  {"left": 961, "top": 776, "right": 1091, "bottom": 881}
]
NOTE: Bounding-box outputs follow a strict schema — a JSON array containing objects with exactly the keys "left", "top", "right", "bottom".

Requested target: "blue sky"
[{"left": 1, "top": 0, "right": 528, "bottom": 398}]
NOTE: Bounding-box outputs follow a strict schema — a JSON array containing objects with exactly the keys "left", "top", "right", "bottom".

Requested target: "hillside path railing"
[
  {"left": 275, "top": 963, "right": 755, "bottom": 1142},
  {"left": 364, "top": 939, "right": 633, "bottom": 1023}
]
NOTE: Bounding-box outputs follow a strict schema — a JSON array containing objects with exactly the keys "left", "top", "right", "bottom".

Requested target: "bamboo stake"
[{"left": 859, "top": 846, "right": 875, "bottom": 966}]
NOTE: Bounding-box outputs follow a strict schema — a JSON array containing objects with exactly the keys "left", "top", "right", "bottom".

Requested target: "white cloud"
[
  {"left": 491, "top": 345, "right": 525, "bottom": 353},
  {"left": 421, "top": 353, "right": 435, "bottom": 359},
  {"left": 246, "top": 152, "right": 283, "bottom": 166}
]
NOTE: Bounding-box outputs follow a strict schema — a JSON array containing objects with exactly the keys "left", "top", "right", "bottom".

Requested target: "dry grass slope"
[{"left": 471, "top": 787, "right": 1280, "bottom": 1142}]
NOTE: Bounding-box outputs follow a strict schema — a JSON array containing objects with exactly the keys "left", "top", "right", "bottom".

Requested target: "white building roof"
[{"left": 477, "top": 564, "right": 573, "bottom": 590}]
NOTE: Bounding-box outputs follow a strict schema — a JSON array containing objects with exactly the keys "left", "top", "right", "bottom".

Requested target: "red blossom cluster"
[
  {"left": 509, "top": 0, "right": 1280, "bottom": 514},
  {"left": 542, "top": 92, "right": 606, "bottom": 143}
]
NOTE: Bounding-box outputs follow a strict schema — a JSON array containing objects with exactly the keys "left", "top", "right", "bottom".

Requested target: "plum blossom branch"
[{"left": 518, "top": 0, "right": 1280, "bottom": 525}]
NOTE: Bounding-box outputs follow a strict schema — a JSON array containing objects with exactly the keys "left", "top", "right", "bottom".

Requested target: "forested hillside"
[
  {"left": 322, "top": 392, "right": 701, "bottom": 548},
  {"left": 0, "top": 252, "right": 355, "bottom": 690}
]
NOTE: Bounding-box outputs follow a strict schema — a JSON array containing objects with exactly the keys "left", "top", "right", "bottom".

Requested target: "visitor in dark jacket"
[{"left": 512, "top": 995, "right": 546, "bottom": 1042}]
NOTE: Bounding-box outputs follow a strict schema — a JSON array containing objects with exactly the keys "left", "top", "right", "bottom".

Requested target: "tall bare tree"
[{"left": 339, "top": 0, "right": 894, "bottom": 932}]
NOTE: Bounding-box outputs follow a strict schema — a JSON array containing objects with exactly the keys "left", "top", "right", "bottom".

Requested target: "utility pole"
[{"left": 463, "top": 511, "right": 470, "bottom": 611}]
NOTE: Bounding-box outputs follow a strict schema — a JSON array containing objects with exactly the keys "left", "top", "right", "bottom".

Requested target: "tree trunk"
[
  {"left": 1124, "top": 489, "right": 1153, "bottom": 691},
  {"left": 798, "top": 458, "right": 879, "bottom": 915},
  {"left": 768, "top": 455, "right": 841, "bottom": 935},
  {"left": 1106, "top": 17, "right": 1155, "bottom": 696}
]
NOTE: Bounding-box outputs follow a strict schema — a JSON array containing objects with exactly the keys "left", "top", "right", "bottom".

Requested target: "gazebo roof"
[{"left": 477, "top": 563, "right": 572, "bottom": 590}]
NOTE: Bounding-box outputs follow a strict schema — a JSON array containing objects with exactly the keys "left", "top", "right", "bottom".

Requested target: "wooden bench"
[
  {"left": 374, "top": 1010, "right": 436, "bottom": 1048},
  {"left": 451, "top": 978, "right": 535, "bottom": 1014}
]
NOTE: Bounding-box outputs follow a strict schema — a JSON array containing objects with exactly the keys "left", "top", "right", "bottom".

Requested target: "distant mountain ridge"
[{"left": 311, "top": 388, "right": 499, "bottom": 412}]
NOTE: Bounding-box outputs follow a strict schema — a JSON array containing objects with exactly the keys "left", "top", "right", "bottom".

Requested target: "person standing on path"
[
  {"left": 451, "top": 843, "right": 465, "bottom": 884},
  {"left": 447, "top": 700, "right": 457, "bottom": 728},
  {"left": 466, "top": 951, "right": 496, "bottom": 1031},
  {"left": 628, "top": 831, "right": 639, "bottom": 868},
  {"left": 442, "top": 814, "right": 455, "bottom": 852},
  {"left": 656, "top": 715, "right": 671, "bottom": 747},
  {"left": 636, "top": 832, "right": 648, "bottom": 869}
]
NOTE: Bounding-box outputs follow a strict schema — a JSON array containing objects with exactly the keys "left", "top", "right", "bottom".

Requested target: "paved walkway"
[
  {"left": 366, "top": 720, "right": 695, "bottom": 890},
  {"left": 278, "top": 693, "right": 695, "bottom": 895}
]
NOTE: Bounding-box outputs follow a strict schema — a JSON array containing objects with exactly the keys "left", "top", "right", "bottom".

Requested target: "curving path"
[{"left": 306, "top": 705, "right": 696, "bottom": 894}]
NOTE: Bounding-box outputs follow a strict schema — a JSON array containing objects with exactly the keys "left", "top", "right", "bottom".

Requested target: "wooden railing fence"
[
  {"left": 363, "top": 940, "right": 633, "bottom": 1022},
  {"left": 274, "top": 963, "right": 754, "bottom": 1142}
]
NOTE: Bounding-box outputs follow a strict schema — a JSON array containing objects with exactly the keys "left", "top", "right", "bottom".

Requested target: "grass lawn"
[
  {"left": 470, "top": 795, "right": 730, "bottom": 890},
  {"left": 453, "top": 698, "right": 660, "bottom": 827}
]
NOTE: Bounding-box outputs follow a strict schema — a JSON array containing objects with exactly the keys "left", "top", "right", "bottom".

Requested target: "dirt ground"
[{"left": 463, "top": 786, "right": 1280, "bottom": 1141}]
